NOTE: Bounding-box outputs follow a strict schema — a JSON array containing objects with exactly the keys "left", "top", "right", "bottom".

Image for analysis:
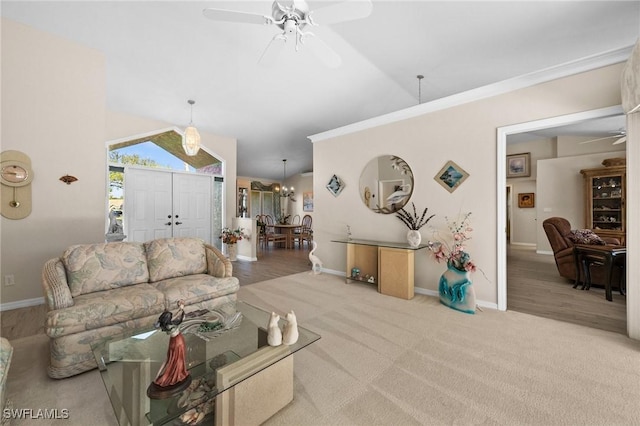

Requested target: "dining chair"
[
  {"left": 264, "top": 215, "right": 287, "bottom": 248},
  {"left": 256, "top": 214, "right": 267, "bottom": 249},
  {"left": 292, "top": 214, "right": 301, "bottom": 225},
  {"left": 295, "top": 215, "right": 313, "bottom": 249}
]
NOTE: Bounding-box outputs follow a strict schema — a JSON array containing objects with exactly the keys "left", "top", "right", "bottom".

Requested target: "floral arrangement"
[
  {"left": 396, "top": 202, "right": 435, "bottom": 230},
  {"left": 219, "top": 227, "right": 245, "bottom": 244},
  {"left": 427, "top": 212, "right": 477, "bottom": 272}
]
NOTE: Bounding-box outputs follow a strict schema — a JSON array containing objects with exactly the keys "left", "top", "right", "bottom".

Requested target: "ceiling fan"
[
  {"left": 203, "top": 0, "right": 373, "bottom": 68},
  {"left": 579, "top": 129, "right": 627, "bottom": 145}
]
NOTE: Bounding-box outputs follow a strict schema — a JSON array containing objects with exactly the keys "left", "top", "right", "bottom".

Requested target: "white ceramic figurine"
[
  {"left": 282, "top": 311, "right": 299, "bottom": 345},
  {"left": 309, "top": 241, "right": 323, "bottom": 275},
  {"left": 267, "top": 312, "right": 282, "bottom": 346}
]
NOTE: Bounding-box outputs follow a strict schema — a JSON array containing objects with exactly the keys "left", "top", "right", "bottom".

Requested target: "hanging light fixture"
[
  {"left": 182, "top": 99, "right": 201, "bottom": 156},
  {"left": 280, "top": 159, "right": 294, "bottom": 199}
]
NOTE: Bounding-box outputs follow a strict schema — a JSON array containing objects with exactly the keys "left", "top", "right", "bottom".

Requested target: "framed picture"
[
  {"left": 507, "top": 153, "right": 531, "bottom": 178},
  {"left": 303, "top": 192, "right": 313, "bottom": 212},
  {"left": 518, "top": 193, "right": 535, "bottom": 208},
  {"left": 434, "top": 160, "right": 469, "bottom": 193},
  {"left": 326, "top": 174, "right": 345, "bottom": 197}
]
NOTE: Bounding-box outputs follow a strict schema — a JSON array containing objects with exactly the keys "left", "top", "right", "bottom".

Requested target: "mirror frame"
[{"left": 359, "top": 155, "right": 414, "bottom": 214}]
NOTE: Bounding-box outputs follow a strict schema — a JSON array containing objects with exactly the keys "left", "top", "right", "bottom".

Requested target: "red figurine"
[{"left": 147, "top": 300, "right": 192, "bottom": 399}]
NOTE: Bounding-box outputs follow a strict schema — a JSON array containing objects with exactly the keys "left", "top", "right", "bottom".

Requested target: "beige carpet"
[{"left": 6, "top": 272, "right": 640, "bottom": 425}]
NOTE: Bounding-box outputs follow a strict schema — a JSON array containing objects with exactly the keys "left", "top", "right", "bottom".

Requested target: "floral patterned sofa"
[
  {"left": 0, "top": 337, "right": 12, "bottom": 414},
  {"left": 41, "top": 237, "right": 239, "bottom": 379}
]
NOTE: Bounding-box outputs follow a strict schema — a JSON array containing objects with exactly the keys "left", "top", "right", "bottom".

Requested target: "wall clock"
[
  {"left": 0, "top": 151, "right": 33, "bottom": 219},
  {"left": 1, "top": 160, "right": 33, "bottom": 186}
]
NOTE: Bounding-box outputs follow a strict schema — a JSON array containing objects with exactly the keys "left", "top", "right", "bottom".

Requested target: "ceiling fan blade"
[
  {"left": 203, "top": 8, "right": 272, "bottom": 25},
  {"left": 302, "top": 33, "right": 341, "bottom": 68},
  {"left": 309, "top": 0, "right": 373, "bottom": 25},
  {"left": 258, "top": 34, "right": 287, "bottom": 67},
  {"left": 578, "top": 135, "right": 617, "bottom": 145},
  {"left": 612, "top": 136, "right": 627, "bottom": 145}
]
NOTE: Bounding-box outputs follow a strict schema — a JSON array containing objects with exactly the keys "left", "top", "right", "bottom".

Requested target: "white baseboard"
[
  {"left": 510, "top": 242, "right": 537, "bottom": 247},
  {"left": 414, "top": 287, "right": 497, "bottom": 310},
  {"left": 1, "top": 297, "right": 45, "bottom": 312},
  {"left": 321, "top": 268, "right": 345, "bottom": 277},
  {"left": 236, "top": 255, "right": 257, "bottom": 262},
  {"left": 536, "top": 250, "right": 554, "bottom": 256}
]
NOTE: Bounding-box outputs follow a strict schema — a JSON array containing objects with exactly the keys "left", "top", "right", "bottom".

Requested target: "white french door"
[{"left": 124, "top": 167, "right": 212, "bottom": 243}]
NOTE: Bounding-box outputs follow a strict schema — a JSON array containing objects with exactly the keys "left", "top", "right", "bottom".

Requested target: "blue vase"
[{"left": 439, "top": 262, "right": 476, "bottom": 314}]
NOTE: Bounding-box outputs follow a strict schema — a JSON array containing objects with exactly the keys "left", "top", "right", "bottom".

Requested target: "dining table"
[{"left": 273, "top": 223, "right": 302, "bottom": 249}]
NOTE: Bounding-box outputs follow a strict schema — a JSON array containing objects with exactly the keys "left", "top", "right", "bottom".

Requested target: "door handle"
[
  {"left": 175, "top": 221, "right": 183, "bottom": 225},
  {"left": 165, "top": 222, "right": 172, "bottom": 226}
]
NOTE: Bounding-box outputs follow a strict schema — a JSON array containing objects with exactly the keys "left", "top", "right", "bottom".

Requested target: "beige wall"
[
  {"left": 1, "top": 19, "right": 237, "bottom": 307},
  {"left": 313, "top": 63, "right": 624, "bottom": 307},
  {"left": 536, "top": 152, "right": 626, "bottom": 253},
  {"left": 506, "top": 137, "right": 626, "bottom": 248},
  {"left": 284, "top": 173, "right": 313, "bottom": 221},
  {"left": 1, "top": 19, "right": 107, "bottom": 305}
]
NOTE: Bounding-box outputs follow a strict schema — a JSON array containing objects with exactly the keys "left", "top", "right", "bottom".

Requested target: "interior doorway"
[
  {"left": 497, "top": 105, "right": 625, "bottom": 309},
  {"left": 497, "top": 107, "right": 633, "bottom": 334}
]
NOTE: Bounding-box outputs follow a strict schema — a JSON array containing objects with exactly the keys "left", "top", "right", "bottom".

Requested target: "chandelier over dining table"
[{"left": 280, "top": 159, "right": 294, "bottom": 199}]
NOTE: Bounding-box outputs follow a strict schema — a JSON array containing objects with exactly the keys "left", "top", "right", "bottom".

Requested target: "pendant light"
[{"left": 183, "top": 100, "right": 201, "bottom": 156}]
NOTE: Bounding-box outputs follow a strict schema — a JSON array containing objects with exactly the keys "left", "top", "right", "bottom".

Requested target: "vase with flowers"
[
  {"left": 396, "top": 203, "right": 435, "bottom": 247},
  {"left": 219, "top": 227, "right": 245, "bottom": 261},
  {"left": 427, "top": 212, "right": 478, "bottom": 314}
]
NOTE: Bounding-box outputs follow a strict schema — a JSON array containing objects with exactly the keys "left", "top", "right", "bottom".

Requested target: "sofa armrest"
[
  {"left": 603, "top": 237, "right": 621, "bottom": 245},
  {"left": 205, "top": 244, "right": 233, "bottom": 278},
  {"left": 41, "top": 258, "right": 74, "bottom": 310}
]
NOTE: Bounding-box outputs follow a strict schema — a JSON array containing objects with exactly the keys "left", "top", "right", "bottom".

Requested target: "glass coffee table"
[{"left": 92, "top": 301, "right": 320, "bottom": 426}]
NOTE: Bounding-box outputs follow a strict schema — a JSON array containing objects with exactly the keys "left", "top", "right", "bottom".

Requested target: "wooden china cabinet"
[{"left": 580, "top": 164, "right": 626, "bottom": 245}]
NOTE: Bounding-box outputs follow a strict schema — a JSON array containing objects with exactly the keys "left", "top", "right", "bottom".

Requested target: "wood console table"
[{"left": 332, "top": 239, "right": 428, "bottom": 300}]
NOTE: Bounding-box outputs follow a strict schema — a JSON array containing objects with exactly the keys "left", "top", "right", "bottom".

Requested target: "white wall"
[
  {"left": 506, "top": 136, "right": 626, "bottom": 248},
  {"left": 506, "top": 138, "right": 555, "bottom": 245},
  {"left": 1, "top": 19, "right": 106, "bottom": 305},
  {"left": 312, "top": 63, "right": 624, "bottom": 308},
  {"left": 284, "top": 173, "right": 313, "bottom": 221},
  {"left": 536, "top": 151, "right": 627, "bottom": 253}
]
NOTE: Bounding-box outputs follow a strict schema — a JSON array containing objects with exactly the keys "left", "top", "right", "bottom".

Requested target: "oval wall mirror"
[{"left": 359, "top": 155, "right": 414, "bottom": 214}]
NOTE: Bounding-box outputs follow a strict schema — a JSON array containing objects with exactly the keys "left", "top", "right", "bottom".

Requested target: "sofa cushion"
[
  {"left": 152, "top": 274, "right": 240, "bottom": 309},
  {"left": 567, "top": 229, "right": 606, "bottom": 245},
  {"left": 63, "top": 242, "right": 149, "bottom": 297},
  {"left": 145, "top": 238, "right": 207, "bottom": 283},
  {"left": 45, "top": 284, "right": 165, "bottom": 338},
  {"left": 0, "top": 337, "right": 12, "bottom": 410}
]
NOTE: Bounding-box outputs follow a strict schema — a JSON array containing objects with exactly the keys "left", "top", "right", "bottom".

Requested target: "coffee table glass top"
[{"left": 91, "top": 301, "right": 320, "bottom": 426}]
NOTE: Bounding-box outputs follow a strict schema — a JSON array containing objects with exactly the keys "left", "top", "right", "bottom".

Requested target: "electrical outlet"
[{"left": 4, "top": 275, "right": 15, "bottom": 286}]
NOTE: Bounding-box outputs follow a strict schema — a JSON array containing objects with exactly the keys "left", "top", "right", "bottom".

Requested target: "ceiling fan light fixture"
[{"left": 182, "top": 100, "right": 201, "bottom": 156}]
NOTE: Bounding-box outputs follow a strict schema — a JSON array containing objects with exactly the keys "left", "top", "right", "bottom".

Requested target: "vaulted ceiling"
[{"left": 2, "top": 1, "right": 639, "bottom": 180}]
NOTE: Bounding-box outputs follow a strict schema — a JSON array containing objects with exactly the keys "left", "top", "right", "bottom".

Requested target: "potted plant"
[
  {"left": 219, "top": 227, "right": 245, "bottom": 261},
  {"left": 395, "top": 202, "right": 435, "bottom": 247}
]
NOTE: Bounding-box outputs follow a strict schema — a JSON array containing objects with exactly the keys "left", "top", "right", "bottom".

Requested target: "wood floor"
[
  {"left": 234, "top": 244, "right": 311, "bottom": 285},
  {"left": 507, "top": 245, "right": 626, "bottom": 335}
]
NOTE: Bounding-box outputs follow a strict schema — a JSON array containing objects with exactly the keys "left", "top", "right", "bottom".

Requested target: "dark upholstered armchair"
[{"left": 542, "top": 217, "right": 621, "bottom": 286}]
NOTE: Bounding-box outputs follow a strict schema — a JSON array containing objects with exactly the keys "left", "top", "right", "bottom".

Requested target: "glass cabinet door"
[
  {"left": 591, "top": 175, "right": 624, "bottom": 231},
  {"left": 581, "top": 165, "right": 626, "bottom": 245}
]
